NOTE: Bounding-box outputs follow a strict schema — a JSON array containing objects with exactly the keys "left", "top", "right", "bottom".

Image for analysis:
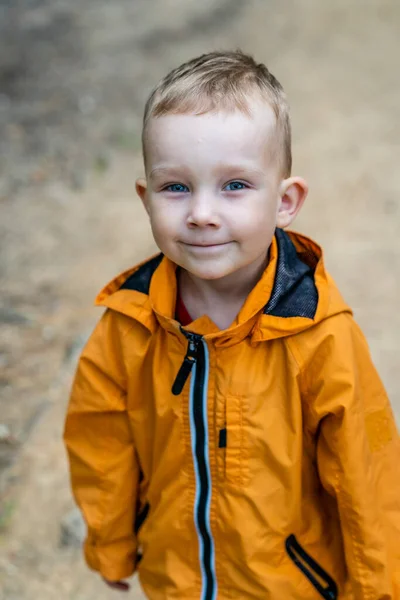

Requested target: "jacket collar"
[{"left": 95, "top": 230, "right": 351, "bottom": 343}]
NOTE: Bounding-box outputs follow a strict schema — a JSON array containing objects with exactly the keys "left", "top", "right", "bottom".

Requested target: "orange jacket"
[{"left": 64, "top": 230, "right": 400, "bottom": 599}]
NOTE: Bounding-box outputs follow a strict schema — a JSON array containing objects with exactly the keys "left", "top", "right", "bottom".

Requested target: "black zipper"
[
  {"left": 171, "top": 330, "right": 217, "bottom": 599},
  {"left": 192, "top": 337, "right": 216, "bottom": 600},
  {"left": 171, "top": 331, "right": 201, "bottom": 395},
  {"left": 285, "top": 535, "right": 338, "bottom": 600}
]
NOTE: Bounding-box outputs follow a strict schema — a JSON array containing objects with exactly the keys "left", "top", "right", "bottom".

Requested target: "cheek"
[
  {"left": 149, "top": 203, "right": 180, "bottom": 240},
  {"left": 231, "top": 201, "right": 277, "bottom": 240}
]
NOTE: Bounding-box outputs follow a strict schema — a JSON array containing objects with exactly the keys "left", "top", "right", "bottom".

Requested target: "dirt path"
[{"left": 1, "top": 1, "right": 399, "bottom": 598}]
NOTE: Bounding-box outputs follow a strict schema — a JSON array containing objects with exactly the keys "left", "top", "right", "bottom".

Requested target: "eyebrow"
[
  {"left": 149, "top": 164, "right": 265, "bottom": 180},
  {"left": 214, "top": 164, "right": 265, "bottom": 178},
  {"left": 149, "top": 167, "right": 184, "bottom": 180}
]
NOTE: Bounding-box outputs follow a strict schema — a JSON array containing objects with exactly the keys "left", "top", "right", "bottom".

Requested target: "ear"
[
  {"left": 276, "top": 176, "right": 308, "bottom": 228},
  {"left": 135, "top": 178, "right": 149, "bottom": 215}
]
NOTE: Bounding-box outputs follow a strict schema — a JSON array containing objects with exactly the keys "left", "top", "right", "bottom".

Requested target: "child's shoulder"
[
  {"left": 95, "top": 252, "right": 163, "bottom": 305},
  {"left": 268, "top": 229, "right": 366, "bottom": 373},
  {"left": 90, "top": 252, "right": 165, "bottom": 341}
]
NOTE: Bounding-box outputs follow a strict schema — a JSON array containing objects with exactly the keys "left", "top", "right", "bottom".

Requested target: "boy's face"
[{"left": 137, "top": 99, "right": 307, "bottom": 282}]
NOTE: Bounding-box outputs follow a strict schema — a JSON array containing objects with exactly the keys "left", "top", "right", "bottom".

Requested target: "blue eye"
[
  {"left": 224, "top": 181, "right": 247, "bottom": 191},
  {"left": 164, "top": 183, "right": 189, "bottom": 193}
]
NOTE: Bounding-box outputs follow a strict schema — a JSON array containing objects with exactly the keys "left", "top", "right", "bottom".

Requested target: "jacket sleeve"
[
  {"left": 304, "top": 313, "right": 400, "bottom": 600},
  {"left": 64, "top": 309, "right": 140, "bottom": 582}
]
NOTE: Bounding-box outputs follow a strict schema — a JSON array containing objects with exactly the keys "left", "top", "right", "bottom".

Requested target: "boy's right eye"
[{"left": 163, "top": 183, "right": 189, "bottom": 193}]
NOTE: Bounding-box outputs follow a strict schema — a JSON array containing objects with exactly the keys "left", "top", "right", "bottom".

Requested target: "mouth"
[
  {"left": 183, "top": 242, "right": 230, "bottom": 248},
  {"left": 180, "top": 242, "right": 232, "bottom": 256}
]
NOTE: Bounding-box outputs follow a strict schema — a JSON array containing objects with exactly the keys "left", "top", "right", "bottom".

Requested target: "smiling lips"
[
  {"left": 183, "top": 242, "right": 230, "bottom": 247},
  {"left": 181, "top": 242, "right": 232, "bottom": 256}
]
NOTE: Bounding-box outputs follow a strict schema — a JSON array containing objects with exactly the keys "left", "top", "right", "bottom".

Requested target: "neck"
[{"left": 178, "top": 252, "right": 269, "bottom": 325}]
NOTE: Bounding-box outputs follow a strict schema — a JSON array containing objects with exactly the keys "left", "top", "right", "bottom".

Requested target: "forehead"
[{"left": 144, "top": 101, "right": 278, "bottom": 169}]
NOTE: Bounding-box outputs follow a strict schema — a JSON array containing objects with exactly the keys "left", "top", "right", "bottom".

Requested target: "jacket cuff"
[{"left": 84, "top": 537, "right": 137, "bottom": 581}]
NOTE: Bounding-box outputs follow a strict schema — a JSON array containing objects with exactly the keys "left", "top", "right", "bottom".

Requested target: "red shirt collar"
[{"left": 175, "top": 289, "right": 193, "bottom": 325}]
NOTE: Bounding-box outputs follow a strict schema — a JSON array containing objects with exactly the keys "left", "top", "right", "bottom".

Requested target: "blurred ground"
[{"left": 0, "top": 0, "right": 399, "bottom": 598}]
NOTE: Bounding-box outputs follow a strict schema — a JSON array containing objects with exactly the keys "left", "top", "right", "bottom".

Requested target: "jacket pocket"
[{"left": 285, "top": 535, "right": 338, "bottom": 600}]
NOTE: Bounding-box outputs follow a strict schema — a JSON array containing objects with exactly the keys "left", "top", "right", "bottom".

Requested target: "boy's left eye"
[
  {"left": 164, "top": 183, "right": 189, "bottom": 193},
  {"left": 224, "top": 181, "right": 247, "bottom": 191}
]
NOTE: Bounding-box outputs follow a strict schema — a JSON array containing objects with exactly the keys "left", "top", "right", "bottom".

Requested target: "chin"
[{"left": 184, "top": 265, "right": 236, "bottom": 281}]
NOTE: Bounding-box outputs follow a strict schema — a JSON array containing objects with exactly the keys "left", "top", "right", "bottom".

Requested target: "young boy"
[{"left": 64, "top": 51, "right": 400, "bottom": 599}]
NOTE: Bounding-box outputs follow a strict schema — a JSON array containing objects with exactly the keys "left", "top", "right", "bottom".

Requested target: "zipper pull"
[{"left": 171, "top": 335, "right": 200, "bottom": 396}]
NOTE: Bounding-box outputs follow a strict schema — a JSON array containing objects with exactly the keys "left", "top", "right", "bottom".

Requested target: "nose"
[{"left": 186, "top": 192, "right": 221, "bottom": 229}]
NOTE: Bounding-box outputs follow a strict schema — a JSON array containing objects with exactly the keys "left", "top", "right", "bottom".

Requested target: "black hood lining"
[
  {"left": 119, "top": 253, "right": 163, "bottom": 295},
  {"left": 263, "top": 229, "right": 318, "bottom": 319}
]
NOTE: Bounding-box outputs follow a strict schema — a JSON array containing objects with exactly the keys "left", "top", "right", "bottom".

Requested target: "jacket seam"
[
  {"left": 335, "top": 476, "right": 372, "bottom": 600},
  {"left": 117, "top": 312, "right": 146, "bottom": 395},
  {"left": 284, "top": 336, "right": 305, "bottom": 373},
  {"left": 287, "top": 331, "right": 373, "bottom": 599},
  {"left": 85, "top": 312, "right": 137, "bottom": 566},
  {"left": 284, "top": 336, "right": 316, "bottom": 421}
]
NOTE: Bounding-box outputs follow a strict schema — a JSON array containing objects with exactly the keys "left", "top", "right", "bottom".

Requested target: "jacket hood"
[{"left": 95, "top": 229, "right": 351, "bottom": 342}]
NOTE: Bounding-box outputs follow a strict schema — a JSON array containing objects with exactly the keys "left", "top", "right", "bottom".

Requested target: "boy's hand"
[{"left": 103, "top": 578, "right": 130, "bottom": 591}]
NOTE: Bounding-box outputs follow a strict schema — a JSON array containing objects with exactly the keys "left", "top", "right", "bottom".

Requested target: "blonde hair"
[{"left": 142, "top": 50, "right": 292, "bottom": 177}]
